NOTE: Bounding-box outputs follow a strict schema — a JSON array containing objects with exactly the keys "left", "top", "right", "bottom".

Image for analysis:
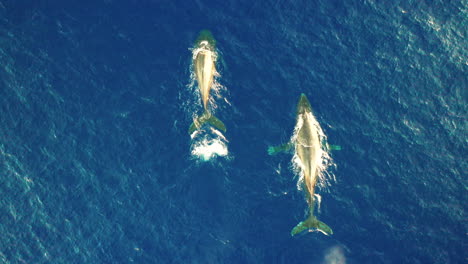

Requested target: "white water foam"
[{"left": 190, "top": 128, "right": 228, "bottom": 162}]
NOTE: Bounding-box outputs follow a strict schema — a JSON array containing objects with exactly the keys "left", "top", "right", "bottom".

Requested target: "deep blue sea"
[{"left": 0, "top": 0, "right": 466, "bottom": 263}]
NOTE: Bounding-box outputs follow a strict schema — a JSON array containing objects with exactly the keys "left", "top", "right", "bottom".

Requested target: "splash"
[
  {"left": 191, "top": 45, "right": 218, "bottom": 62},
  {"left": 190, "top": 128, "right": 228, "bottom": 162}
]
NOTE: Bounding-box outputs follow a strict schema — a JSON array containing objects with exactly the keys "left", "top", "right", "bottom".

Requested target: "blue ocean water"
[{"left": 0, "top": 0, "right": 466, "bottom": 263}]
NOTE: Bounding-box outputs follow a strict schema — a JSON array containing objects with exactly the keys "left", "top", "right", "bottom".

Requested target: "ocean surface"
[{"left": 0, "top": 0, "right": 466, "bottom": 263}]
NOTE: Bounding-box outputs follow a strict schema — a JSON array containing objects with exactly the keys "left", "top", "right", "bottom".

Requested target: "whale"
[
  {"left": 268, "top": 94, "right": 333, "bottom": 236},
  {"left": 188, "top": 30, "right": 226, "bottom": 134}
]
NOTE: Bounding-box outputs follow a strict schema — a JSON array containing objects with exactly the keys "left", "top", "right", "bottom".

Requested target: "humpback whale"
[
  {"left": 188, "top": 30, "right": 226, "bottom": 134},
  {"left": 268, "top": 94, "right": 334, "bottom": 236}
]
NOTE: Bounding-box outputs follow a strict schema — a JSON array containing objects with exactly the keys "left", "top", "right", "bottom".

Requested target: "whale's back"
[
  {"left": 295, "top": 112, "right": 322, "bottom": 195},
  {"left": 194, "top": 49, "right": 215, "bottom": 109}
]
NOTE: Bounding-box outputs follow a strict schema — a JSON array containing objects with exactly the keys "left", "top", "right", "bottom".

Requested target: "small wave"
[{"left": 190, "top": 128, "right": 228, "bottom": 162}]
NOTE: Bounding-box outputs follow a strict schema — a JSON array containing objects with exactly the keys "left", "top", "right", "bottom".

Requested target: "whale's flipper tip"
[
  {"left": 329, "top": 145, "right": 342, "bottom": 151},
  {"left": 267, "top": 143, "right": 293, "bottom": 155},
  {"left": 188, "top": 112, "right": 226, "bottom": 134},
  {"left": 267, "top": 146, "right": 276, "bottom": 155},
  {"left": 291, "top": 216, "right": 333, "bottom": 236}
]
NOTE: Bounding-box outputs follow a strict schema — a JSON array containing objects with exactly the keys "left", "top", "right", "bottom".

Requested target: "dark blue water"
[{"left": 0, "top": 0, "right": 466, "bottom": 263}]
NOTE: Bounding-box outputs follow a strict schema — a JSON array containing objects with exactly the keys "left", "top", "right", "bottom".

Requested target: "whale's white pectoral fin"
[
  {"left": 323, "top": 142, "right": 341, "bottom": 151},
  {"left": 328, "top": 144, "right": 342, "bottom": 151}
]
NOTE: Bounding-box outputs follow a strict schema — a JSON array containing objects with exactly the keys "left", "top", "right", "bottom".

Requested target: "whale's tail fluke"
[
  {"left": 189, "top": 111, "right": 226, "bottom": 134},
  {"left": 291, "top": 215, "right": 333, "bottom": 236}
]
